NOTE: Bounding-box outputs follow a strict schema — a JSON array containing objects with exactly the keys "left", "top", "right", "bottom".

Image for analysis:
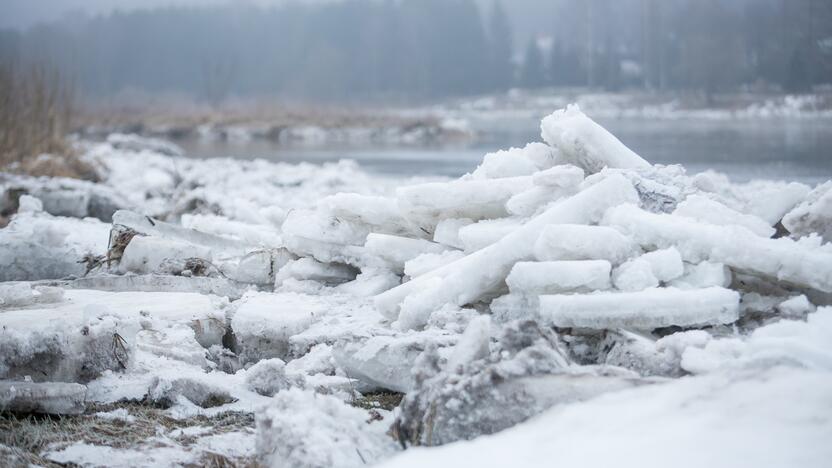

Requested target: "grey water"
[{"left": 180, "top": 118, "right": 832, "bottom": 185}]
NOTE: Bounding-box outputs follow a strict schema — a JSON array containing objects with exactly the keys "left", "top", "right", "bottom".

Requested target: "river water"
[{"left": 180, "top": 117, "right": 832, "bottom": 185}]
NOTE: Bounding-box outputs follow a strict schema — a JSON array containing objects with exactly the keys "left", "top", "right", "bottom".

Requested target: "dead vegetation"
[
  {"left": 0, "top": 62, "right": 97, "bottom": 180},
  {"left": 0, "top": 402, "right": 257, "bottom": 467}
]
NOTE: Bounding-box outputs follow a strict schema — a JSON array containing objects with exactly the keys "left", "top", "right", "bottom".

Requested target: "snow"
[
  {"left": 256, "top": 389, "right": 396, "bottom": 468},
  {"left": 3, "top": 105, "right": 832, "bottom": 466},
  {"left": 378, "top": 366, "right": 832, "bottom": 468}
]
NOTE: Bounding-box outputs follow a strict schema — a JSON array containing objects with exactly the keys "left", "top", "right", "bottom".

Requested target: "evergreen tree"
[{"left": 487, "top": 0, "right": 514, "bottom": 90}]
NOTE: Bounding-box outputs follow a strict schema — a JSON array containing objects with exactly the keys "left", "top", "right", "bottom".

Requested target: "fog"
[{"left": 1, "top": 0, "right": 827, "bottom": 105}]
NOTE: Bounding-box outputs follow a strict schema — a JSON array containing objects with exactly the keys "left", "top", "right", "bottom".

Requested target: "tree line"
[{"left": 0, "top": 0, "right": 829, "bottom": 103}]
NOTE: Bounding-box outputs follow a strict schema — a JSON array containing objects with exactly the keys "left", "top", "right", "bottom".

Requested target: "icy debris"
[
  {"left": 489, "top": 294, "right": 541, "bottom": 324},
  {"left": 0, "top": 289, "right": 226, "bottom": 382},
  {"left": 94, "top": 408, "right": 137, "bottom": 423},
  {"left": 532, "top": 164, "right": 585, "bottom": 188},
  {"left": 230, "top": 292, "right": 328, "bottom": 363},
  {"left": 604, "top": 204, "right": 832, "bottom": 293},
  {"left": 0, "top": 283, "right": 64, "bottom": 308},
  {"left": 275, "top": 258, "right": 358, "bottom": 287},
  {"left": 540, "top": 287, "right": 740, "bottom": 329},
  {"left": 334, "top": 268, "right": 401, "bottom": 297},
  {"left": 639, "top": 248, "right": 684, "bottom": 282},
  {"left": 783, "top": 181, "right": 832, "bottom": 242},
  {"left": 0, "top": 209, "right": 110, "bottom": 281},
  {"left": 674, "top": 194, "right": 775, "bottom": 237},
  {"left": 377, "top": 174, "right": 638, "bottom": 330},
  {"left": 137, "top": 324, "right": 211, "bottom": 367},
  {"left": 600, "top": 328, "right": 713, "bottom": 378},
  {"left": 613, "top": 258, "right": 659, "bottom": 291},
  {"left": 393, "top": 321, "right": 642, "bottom": 447},
  {"left": 669, "top": 261, "right": 732, "bottom": 289},
  {"left": 333, "top": 330, "right": 458, "bottom": 393},
  {"left": 281, "top": 209, "right": 370, "bottom": 266},
  {"left": 432, "top": 217, "right": 474, "bottom": 249},
  {"left": 256, "top": 388, "right": 396, "bottom": 468},
  {"left": 106, "top": 133, "right": 184, "bottom": 156},
  {"left": 64, "top": 274, "right": 243, "bottom": 300},
  {"left": 470, "top": 143, "right": 558, "bottom": 180},
  {"left": 0, "top": 381, "right": 87, "bottom": 415},
  {"left": 601, "top": 331, "right": 681, "bottom": 377},
  {"left": 613, "top": 248, "right": 683, "bottom": 292},
  {"left": 380, "top": 366, "right": 832, "bottom": 468},
  {"left": 397, "top": 176, "right": 534, "bottom": 226},
  {"left": 457, "top": 217, "right": 523, "bottom": 251},
  {"left": 776, "top": 295, "right": 815, "bottom": 319},
  {"left": 17, "top": 194, "right": 43, "bottom": 213},
  {"left": 225, "top": 248, "right": 294, "bottom": 286},
  {"left": 426, "top": 304, "right": 479, "bottom": 334},
  {"left": 118, "top": 235, "right": 212, "bottom": 275},
  {"left": 507, "top": 260, "right": 611, "bottom": 295},
  {"left": 540, "top": 105, "right": 650, "bottom": 173},
  {"left": 504, "top": 165, "right": 585, "bottom": 217},
  {"left": 181, "top": 213, "right": 282, "bottom": 247},
  {"left": 403, "top": 250, "right": 466, "bottom": 278},
  {"left": 322, "top": 193, "right": 424, "bottom": 238},
  {"left": 446, "top": 315, "right": 491, "bottom": 372},
  {"left": 534, "top": 224, "right": 639, "bottom": 264},
  {"left": 148, "top": 376, "right": 235, "bottom": 408},
  {"left": 682, "top": 306, "right": 832, "bottom": 374},
  {"left": 244, "top": 358, "right": 305, "bottom": 396},
  {"left": 692, "top": 171, "right": 810, "bottom": 225},
  {"left": 112, "top": 210, "right": 250, "bottom": 256},
  {"left": 1, "top": 173, "right": 128, "bottom": 221},
  {"left": 363, "top": 233, "right": 448, "bottom": 272}
]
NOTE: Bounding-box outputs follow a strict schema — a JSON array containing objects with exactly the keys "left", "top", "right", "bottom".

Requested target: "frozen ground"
[{"left": 1, "top": 104, "right": 832, "bottom": 467}]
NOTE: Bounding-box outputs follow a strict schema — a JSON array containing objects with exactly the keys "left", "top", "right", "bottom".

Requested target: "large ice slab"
[
  {"left": 506, "top": 261, "right": 611, "bottom": 294},
  {"left": 396, "top": 176, "right": 533, "bottom": 226},
  {"left": 540, "top": 105, "right": 651, "bottom": 173},
  {"left": 534, "top": 224, "right": 639, "bottom": 264},
  {"left": 539, "top": 287, "right": 740, "bottom": 329},
  {"left": 231, "top": 293, "right": 316, "bottom": 361},
  {"left": 0, "top": 210, "right": 110, "bottom": 281},
  {"left": 604, "top": 204, "right": 832, "bottom": 293}
]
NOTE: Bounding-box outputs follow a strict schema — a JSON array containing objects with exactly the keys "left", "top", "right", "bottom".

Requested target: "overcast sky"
[{"left": 0, "top": 0, "right": 298, "bottom": 29}]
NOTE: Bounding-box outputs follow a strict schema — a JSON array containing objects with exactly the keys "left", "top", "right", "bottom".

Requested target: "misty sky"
[{"left": 0, "top": 0, "right": 299, "bottom": 29}]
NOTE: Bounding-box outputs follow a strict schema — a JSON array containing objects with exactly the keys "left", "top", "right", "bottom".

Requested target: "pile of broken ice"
[{"left": 2, "top": 105, "right": 832, "bottom": 467}]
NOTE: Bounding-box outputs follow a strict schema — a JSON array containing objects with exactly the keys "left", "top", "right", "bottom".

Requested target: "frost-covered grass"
[{"left": 0, "top": 402, "right": 256, "bottom": 467}]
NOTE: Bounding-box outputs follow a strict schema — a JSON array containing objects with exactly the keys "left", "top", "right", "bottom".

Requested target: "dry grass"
[
  {"left": 0, "top": 62, "right": 97, "bottom": 180},
  {"left": 0, "top": 402, "right": 258, "bottom": 467}
]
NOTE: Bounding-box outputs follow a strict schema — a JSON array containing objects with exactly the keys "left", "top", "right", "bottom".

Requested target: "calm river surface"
[{"left": 181, "top": 117, "right": 832, "bottom": 185}]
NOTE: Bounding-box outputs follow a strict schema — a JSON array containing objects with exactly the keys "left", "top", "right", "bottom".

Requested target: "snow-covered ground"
[
  {"left": 1, "top": 104, "right": 831, "bottom": 467},
  {"left": 430, "top": 90, "right": 832, "bottom": 122}
]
